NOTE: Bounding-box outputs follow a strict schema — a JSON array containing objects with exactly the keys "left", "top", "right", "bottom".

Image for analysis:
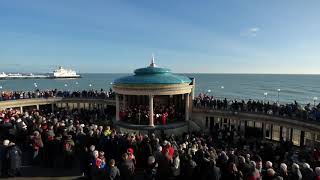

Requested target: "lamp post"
[
  {"left": 277, "top": 89, "right": 281, "bottom": 104},
  {"left": 207, "top": 89, "right": 212, "bottom": 94},
  {"left": 33, "top": 83, "right": 38, "bottom": 93},
  {"left": 313, "top": 97, "right": 318, "bottom": 108},
  {"left": 33, "top": 83, "right": 39, "bottom": 98},
  {"left": 64, "top": 84, "right": 68, "bottom": 92},
  {"left": 0, "top": 85, "right": 2, "bottom": 101},
  {"left": 89, "top": 84, "right": 92, "bottom": 88},
  {"left": 221, "top": 86, "right": 224, "bottom": 89},
  {"left": 263, "top": 92, "right": 268, "bottom": 103}
]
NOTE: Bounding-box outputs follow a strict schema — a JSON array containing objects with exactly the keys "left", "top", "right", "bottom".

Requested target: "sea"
[{"left": 0, "top": 73, "right": 320, "bottom": 105}]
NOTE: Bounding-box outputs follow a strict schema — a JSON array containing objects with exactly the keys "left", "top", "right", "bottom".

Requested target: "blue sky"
[{"left": 1, "top": 0, "right": 320, "bottom": 73}]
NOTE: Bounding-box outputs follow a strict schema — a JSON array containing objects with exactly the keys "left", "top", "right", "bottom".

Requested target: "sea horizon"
[{"left": 1, "top": 73, "right": 319, "bottom": 105}]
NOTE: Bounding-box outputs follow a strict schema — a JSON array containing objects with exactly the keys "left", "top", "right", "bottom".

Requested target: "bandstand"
[{"left": 112, "top": 57, "right": 195, "bottom": 134}]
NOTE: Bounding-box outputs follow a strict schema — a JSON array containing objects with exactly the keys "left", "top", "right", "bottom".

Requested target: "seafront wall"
[
  {"left": 192, "top": 108, "right": 320, "bottom": 147},
  {"left": 1, "top": 98, "right": 319, "bottom": 147},
  {"left": 0, "top": 97, "right": 115, "bottom": 112}
]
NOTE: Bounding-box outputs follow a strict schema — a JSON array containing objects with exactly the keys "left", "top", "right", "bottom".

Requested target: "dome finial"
[{"left": 149, "top": 53, "right": 157, "bottom": 67}]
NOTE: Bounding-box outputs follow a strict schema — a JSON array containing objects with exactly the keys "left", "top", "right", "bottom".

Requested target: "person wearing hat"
[
  {"left": 127, "top": 148, "right": 136, "bottom": 165},
  {"left": 301, "top": 163, "right": 315, "bottom": 180},
  {"left": 6, "top": 141, "right": 22, "bottom": 177},
  {"left": 119, "top": 153, "right": 135, "bottom": 180},
  {"left": 63, "top": 134, "right": 75, "bottom": 169},
  {"left": 290, "top": 163, "right": 302, "bottom": 180},
  {"left": 279, "top": 163, "right": 289, "bottom": 180},
  {"left": 108, "top": 159, "right": 120, "bottom": 180},
  {"left": 44, "top": 125, "right": 55, "bottom": 168},
  {"left": 0, "top": 140, "right": 10, "bottom": 177},
  {"left": 315, "top": 167, "right": 320, "bottom": 180},
  {"left": 30, "top": 130, "right": 43, "bottom": 164},
  {"left": 144, "top": 156, "right": 157, "bottom": 180}
]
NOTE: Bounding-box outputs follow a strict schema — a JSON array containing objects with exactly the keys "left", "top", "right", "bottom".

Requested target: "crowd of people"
[
  {"left": 0, "top": 105, "right": 320, "bottom": 180},
  {"left": 2, "top": 89, "right": 320, "bottom": 121},
  {"left": 120, "top": 105, "right": 184, "bottom": 125},
  {"left": 1, "top": 90, "right": 320, "bottom": 179},
  {"left": 0, "top": 88, "right": 115, "bottom": 101},
  {"left": 194, "top": 93, "right": 320, "bottom": 121}
]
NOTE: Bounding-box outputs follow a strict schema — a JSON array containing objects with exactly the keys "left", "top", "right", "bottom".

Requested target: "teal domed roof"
[{"left": 114, "top": 57, "right": 192, "bottom": 85}]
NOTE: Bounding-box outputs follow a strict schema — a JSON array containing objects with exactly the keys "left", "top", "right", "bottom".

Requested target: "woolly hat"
[
  {"left": 3, "top": 139, "right": 9, "bottom": 146},
  {"left": 127, "top": 148, "right": 134, "bottom": 154},
  {"left": 302, "top": 163, "right": 310, "bottom": 169},
  {"left": 16, "top": 118, "right": 22, "bottom": 123},
  {"left": 280, "top": 163, "right": 287, "bottom": 171},
  {"left": 315, "top": 167, "right": 320, "bottom": 176},
  {"left": 148, "top": 156, "right": 155, "bottom": 164}
]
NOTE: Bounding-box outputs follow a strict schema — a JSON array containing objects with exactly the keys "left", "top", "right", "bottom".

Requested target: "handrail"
[
  {"left": 193, "top": 107, "right": 320, "bottom": 132},
  {"left": 1, "top": 98, "right": 319, "bottom": 127},
  {"left": 0, "top": 97, "right": 116, "bottom": 108}
]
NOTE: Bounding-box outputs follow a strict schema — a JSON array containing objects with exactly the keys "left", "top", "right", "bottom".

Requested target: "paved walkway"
[
  {"left": 6, "top": 149, "right": 144, "bottom": 180},
  {"left": 6, "top": 166, "right": 145, "bottom": 180},
  {"left": 6, "top": 166, "right": 82, "bottom": 180}
]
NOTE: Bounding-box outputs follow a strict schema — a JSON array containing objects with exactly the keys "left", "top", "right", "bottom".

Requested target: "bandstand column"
[
  {"left": 262, "top": 123, "right": 266, "bottom": 139},
  {"left": 51, "top": 104, "right": 54, "bottom": 113},
  {"left": 123, "top": 95, "right": 126, "bottom": 110},
  {"left": 116, "top": 94, "right": 120, "bottom": 121},
  {"left": 191, "top": 78, "right": 195, "bottom": 100},
  {"left": 311, "top": 132, "right": 316, "bottom": 148},
  {"left": 185, "top": 93, "right": 190, "bottom": 121},
  {"left": 149, "top": 95, "right": 154, "bottom": 126},
  {"left": 20, "top": 106, "right": 23, "bottom": 113}
]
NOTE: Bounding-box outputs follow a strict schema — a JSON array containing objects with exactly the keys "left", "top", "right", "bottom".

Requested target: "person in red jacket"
[
  {"left": 162, "top": 112, "right": 168, "bottom": 125},
  {"left": 162, "top": 141, "right": 174, "bottom": 161}
]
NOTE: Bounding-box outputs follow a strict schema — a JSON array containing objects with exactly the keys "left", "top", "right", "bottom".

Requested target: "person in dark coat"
[
  {"left": 289, "top": 163, "right": 302, "bottom": 180},
  {"left": 238, "top": 156, "right": 251, "bottom": 179},
  {"left": 30, "top": 130, "right": 43, "bottom": 165},
  {"left": 206, "top": 160, "right": 221, "bottom": 180},
  {"left": 171, "top": 151, "right": 180, "bottom": 179},
  {"left": 184, "top": 154, "right": 197, "bottom": 180},
  {"left": 141, "top": 137, "right": 153, "bottom": 168},
  {"left": 63, "top": 135, "right": 75, "bottom": 169},
  {"left": 301, "top": 163, "right": 315, "bottom": 180},
  {"left": 0, "top": 140, "right": 9, "bottom": 177},
  {"left": 278, "top": 163, "right": 289, "bottom": 180},
  {"left": 223, "top": 162, "right": 243, "bottom": 180},
  {"left": 315, "top": 167, "right": 320, "bottom": 180},
  {"left": 119, "top": 153, "right": 135, "bottom": 180},
  {"left": 52, "top": 134, "right": 63, "bottom": 168},
  {"left": 108, "top": 159, "right": 120, "bottom": 180},
  {"left": 6, "top": 142, "right": 22, "bottom": 177},
  {"left": 144, "top": 156, "right": 158, "bottom": 180}
]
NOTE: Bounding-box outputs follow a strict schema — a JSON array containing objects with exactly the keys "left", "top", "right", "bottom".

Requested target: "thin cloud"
[
  {"left": 0, "top": 63, "right": 22, "bottom": 67},
  {"left": 241, "top": 27, "right": 260, "bottom": 37}
]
